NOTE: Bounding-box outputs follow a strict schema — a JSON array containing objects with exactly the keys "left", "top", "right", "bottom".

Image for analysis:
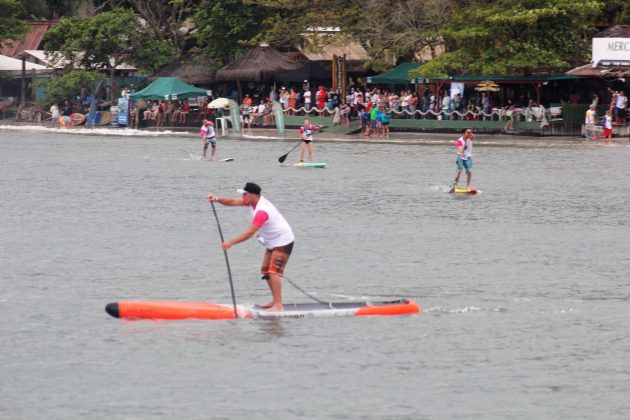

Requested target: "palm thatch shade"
[
  {"left": 215, "top": 45, "right": 300, "bottom": 82},
  {"left": 151, "top": 55, "right": 215, "bottom": 85}
]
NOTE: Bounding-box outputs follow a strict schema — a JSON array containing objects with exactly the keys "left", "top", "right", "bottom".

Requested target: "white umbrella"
[{"left": 207, "top": 97, "right": 230, "bottom": 108}]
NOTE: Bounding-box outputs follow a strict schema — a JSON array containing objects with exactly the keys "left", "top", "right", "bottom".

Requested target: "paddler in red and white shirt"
[
  {"left": 299, "top": 119, "right": 320, "bottom": 162},
  {"left": 450, "top": 128, "right": 474, "bottom": 192},
  {"left": 207, "top": 182, "right": 294, "bottom": 312}
]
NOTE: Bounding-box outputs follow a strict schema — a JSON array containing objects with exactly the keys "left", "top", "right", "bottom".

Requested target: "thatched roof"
[
  {"left": 215, "top": 45, "right": 300, "bottom": 82},
  {"left": 566, "top": 63, "right": 630, "bottom": 79},
  {"left": 151, "top": 55, "right": 215, "bottom": 85},
  {"left": 595, "top": 25, "right": 630, "bottom": 38}
]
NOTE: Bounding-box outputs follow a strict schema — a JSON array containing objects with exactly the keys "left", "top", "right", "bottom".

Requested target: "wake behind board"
[
  {"left": 105, "top": 299, "right": 420, "bottom": 320},
  {"left": 213, "top": 158, "right": 234, "bottom": 162},
  {"left": 293, "top": 162, "right": 327, "bottom": 168}
]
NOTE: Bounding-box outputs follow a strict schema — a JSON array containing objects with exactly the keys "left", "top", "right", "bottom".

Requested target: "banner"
[
  {"left": 117, "top": 97, "right": 128, "bottom": 125},
  {"left": 228, "top": 99, "right": 241, "bottom": 134},
  {"left": 273, "top": 101, "right": 285, "bottom": 135}
]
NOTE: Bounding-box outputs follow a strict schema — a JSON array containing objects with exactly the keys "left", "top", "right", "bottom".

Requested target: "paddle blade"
[{"left": 278, "top": 154, "right": 289, "bottom": 163}]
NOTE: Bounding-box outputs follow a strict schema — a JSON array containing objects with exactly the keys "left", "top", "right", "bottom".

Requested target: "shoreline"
[{"left": 1, "top": 122, "right": 628, "bottom": 147}]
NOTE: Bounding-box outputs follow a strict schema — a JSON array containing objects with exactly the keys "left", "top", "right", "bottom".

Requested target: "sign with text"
[{"left": 592, "top": 38, "right": 630, "bottom": 67}]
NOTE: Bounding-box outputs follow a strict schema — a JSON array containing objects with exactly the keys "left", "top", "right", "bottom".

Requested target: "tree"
[
  {"left": 38, "top": 69, "right": 101, "bottom": 107},
  {"left": 412, "top": 0, "right": 605, "bottom": 78},
  {"left": 43, "top": 8, "right": 176, "bottom": 101},
  {"left": 193, "top": 0, "right": 279, "bottom": 66},
  {"left": 352, "top": 0, "right": 450, "bottom": 72},
  {"left": 92, "top": 0, "right": 196, "bottom": 57},
  {"left": 0, "top": 0, "right": 28, "bottom": 50}
]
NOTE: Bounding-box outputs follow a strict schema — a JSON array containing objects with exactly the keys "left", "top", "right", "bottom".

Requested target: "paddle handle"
[{"left": 210, "top": 201, "right": 238, "bottom": 318}]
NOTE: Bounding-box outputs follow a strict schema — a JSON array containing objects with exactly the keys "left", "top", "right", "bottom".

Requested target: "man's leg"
[
  {"left": 211, "top": 144, "right": 216, "bottom": 160},
  {"left": 308, "top": 143, "right": 313, "bottom": 162},
  {"left": 265, "top": 274, "right": 283, "bottom": 311},
  {"left": 466, "top": 171, "right": 472, "bottom": 189},
  {"left": 202, "top": 142, "right": 207, "bottom": 159},
  {"left": 299, "top": 142, "right": 306, "bottom": 162}
]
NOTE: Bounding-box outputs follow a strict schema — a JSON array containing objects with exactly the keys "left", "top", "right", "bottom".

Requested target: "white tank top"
[
  {"left": 457, "top": 137, "right": 473, "bottom": 158},
  {"left": 250, "top": 196, "right": 294, "bottom": 249}
]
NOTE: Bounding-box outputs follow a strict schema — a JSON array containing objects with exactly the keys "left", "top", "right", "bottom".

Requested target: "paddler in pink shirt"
[{"left": 208, "top": 182, "right": 294, "bottom": 311}]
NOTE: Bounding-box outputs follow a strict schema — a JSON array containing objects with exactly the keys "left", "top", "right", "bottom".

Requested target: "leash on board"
[
  {"left": 209, "top": 201, "right": 238, "bottom": 318},
  {"left": 280, "top": 274, "right": 332, "bottom": 307}
]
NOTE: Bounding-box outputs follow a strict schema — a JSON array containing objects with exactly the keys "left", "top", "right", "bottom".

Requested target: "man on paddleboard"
[
  {"left": 299, "top": 119, "right": 319, "bottom": 162},
  {"left": 450, "top": 128, "right": 474, "bottom": 192},
  {"left": 207, "top": 182, "right": 294, "bottom": 311},
  {"left": 200, "top": 119, "right": 217, "bottom": 160}
]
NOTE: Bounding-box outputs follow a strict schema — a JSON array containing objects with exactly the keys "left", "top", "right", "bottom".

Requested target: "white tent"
[{"left": 0, "top": 54, "right": 52, "bottom": 76}]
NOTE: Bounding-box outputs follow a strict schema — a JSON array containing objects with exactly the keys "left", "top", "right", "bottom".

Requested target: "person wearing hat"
[
  {"left": 207, "top": 183, "right": 294, "bottom": 311},
  {"left": 200, "top": 119, "right": 217, "bottom": 160}
]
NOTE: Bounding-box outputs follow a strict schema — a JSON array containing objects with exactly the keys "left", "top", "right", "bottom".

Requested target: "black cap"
[{"left": 237, "top": 182, "right": 261, "bottom": 195}]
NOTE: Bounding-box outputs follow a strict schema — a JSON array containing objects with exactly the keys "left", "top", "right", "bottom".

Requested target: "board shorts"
[
  {"left": 204, "top": 137, "right": 216, "bottom": 149},
  {"left": 242, "top": 114, "right": 251, "bottom": 122},
  {"left": 261, "top": 242, "right": 293, "bottom": 277},
  {"left": 456, "top": 156, "right": 473, "bottom": 172},
  {"left": 370, "top": 120, "right": 377, "bottom": 128},
  {"left": 302, "top": 139, "right": 312, "bottom": 144}
]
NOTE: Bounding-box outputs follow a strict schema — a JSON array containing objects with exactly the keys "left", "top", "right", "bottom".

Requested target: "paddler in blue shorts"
[
  {"left": 200, "top": 119, "right": 216, "bottom": 160},
  {"left": 450, "top": 128, "right": 474, "bottom": 192},
  {"left": 207, "top": 182, "right": 295, "bottom": 311}
]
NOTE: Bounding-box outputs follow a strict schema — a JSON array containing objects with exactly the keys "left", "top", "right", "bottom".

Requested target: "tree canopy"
[
  {"left": 412, "top": 0, "right": 605, "bottom": 78},
  {"left": 0, "top": 0, "right": 28, "bottom": 50}
]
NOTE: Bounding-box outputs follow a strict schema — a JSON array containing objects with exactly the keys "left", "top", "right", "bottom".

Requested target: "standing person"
[
  {"left": 584, "top": 105, "right": 596, "bottom": 141},
  {"left": 207, "top": 182, "right": 294, "bottom": 312},
  {"left": 450, "top": 129, "right": 474, "bottom": 192},
  {"left": 200, "top": 119, "right": 217, "bottom": 160},
  {"left": 49, "top": 103, "right": 60, "bottom": 127},
  {"left": 240, "top": 101, "right": 252, "bottom": 130},
  {"left": 299, "top": 119, "right": 319, "bottom": 162},
  {"left": 600, "top": 110, "right": 613, "bottom": 144},
  {"left": 303, "top": 87, "right": 312, "bottom": 113}
]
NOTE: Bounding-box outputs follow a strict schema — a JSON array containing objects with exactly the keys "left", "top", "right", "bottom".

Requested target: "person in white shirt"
[
  {"left": 207, "top": 182, "right": 294, "bottom": 312},
  {"left": 584, "top": 105, "right": 596, "bottom": 141},
  {"left": 303, "top": 88, "right": 312, "bottom": 111},
  {"left": 49, "top": 103, "right": 60, "bottom": 127},
  {"left": 615, "top": 91, "right": 627, "bottom": 125},
  {"left": 450, "top": 128, "right": 474, "bottom": 192},
  {"left": 599, "top": 109, "right": 613, "bottom": 144},
  {"left": 200, "top": 119, "right": 217, "bottom": 160}
]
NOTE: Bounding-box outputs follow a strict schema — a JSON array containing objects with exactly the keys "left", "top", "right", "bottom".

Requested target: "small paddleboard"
[
  {"left": 105, "top": 299, "right": 420, "bottom": 320},
  {"left": 204, "top": 157, "right": 234, "bottom": 162},
  {"left": 454, "top": 188, "right": 478, "bottom": 194},
  {"left": 294, "top": 162, "right": 327, "bottom": 168}
]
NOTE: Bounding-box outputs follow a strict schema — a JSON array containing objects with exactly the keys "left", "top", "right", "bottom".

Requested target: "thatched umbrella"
[
  {"left": 150, "top": 55, "right": 215, "bottom": 86},
  {"left": 215, "top": 44, "right": 300, "bottom": 99}
]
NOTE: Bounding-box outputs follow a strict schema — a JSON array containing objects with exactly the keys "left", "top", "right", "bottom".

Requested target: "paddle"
[
  {"left": 277, "top": 125, "right": 327, "bottom": 163},
  {"left": 209, "top": 201, "right": 238, "bottom": 318},
  {"left": 278, "top": 141, "right": 301, "bottom": 163}
]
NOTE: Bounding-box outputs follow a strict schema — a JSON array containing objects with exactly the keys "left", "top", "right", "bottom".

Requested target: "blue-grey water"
[{"left": 1, "top": 127, "right": 629, "bottom": 419}]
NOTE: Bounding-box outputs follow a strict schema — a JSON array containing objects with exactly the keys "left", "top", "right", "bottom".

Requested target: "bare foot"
[
  {"left": 265, "top": 304, "right": 284, "bottom": 312},
  {"left": 259, "top": 302, "right": 273, "bottom": 309}
]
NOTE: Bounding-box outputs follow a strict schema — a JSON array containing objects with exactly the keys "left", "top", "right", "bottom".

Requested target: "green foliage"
[
  {"left": 44, "top": 9, "right": 142, "bottom": 71},
  {"left": 0, "top": 0, "right": 28, "bottom": 47},
  {"left": 38, "top": 70, "right": 101, "bottom": 107},
  {"left": 412, "top": 0, "right": 604, "bottom": 78},
  {"left": 193, "top": 0, "right": 276, "bottom": 65}
]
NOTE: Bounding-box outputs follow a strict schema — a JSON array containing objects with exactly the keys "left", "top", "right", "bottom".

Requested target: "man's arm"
[
  {"left": 207, "top": 195, "right": 245, "bottom": 206},
  {"left": 222, "top": 223, "right": 259, "bottom": 250}
]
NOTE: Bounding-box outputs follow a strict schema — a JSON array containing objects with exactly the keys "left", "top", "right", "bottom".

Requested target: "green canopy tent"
[
  {"left": 367, "top": 62, "right": 421, "bottom": 84},
  {"left": 129, "top": 77, "right": 209, "bottom": 100}
]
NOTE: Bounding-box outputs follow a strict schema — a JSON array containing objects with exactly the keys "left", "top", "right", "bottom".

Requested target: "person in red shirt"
[{"left": 316, "top": 86, "right": 327, "bottom": 110}]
